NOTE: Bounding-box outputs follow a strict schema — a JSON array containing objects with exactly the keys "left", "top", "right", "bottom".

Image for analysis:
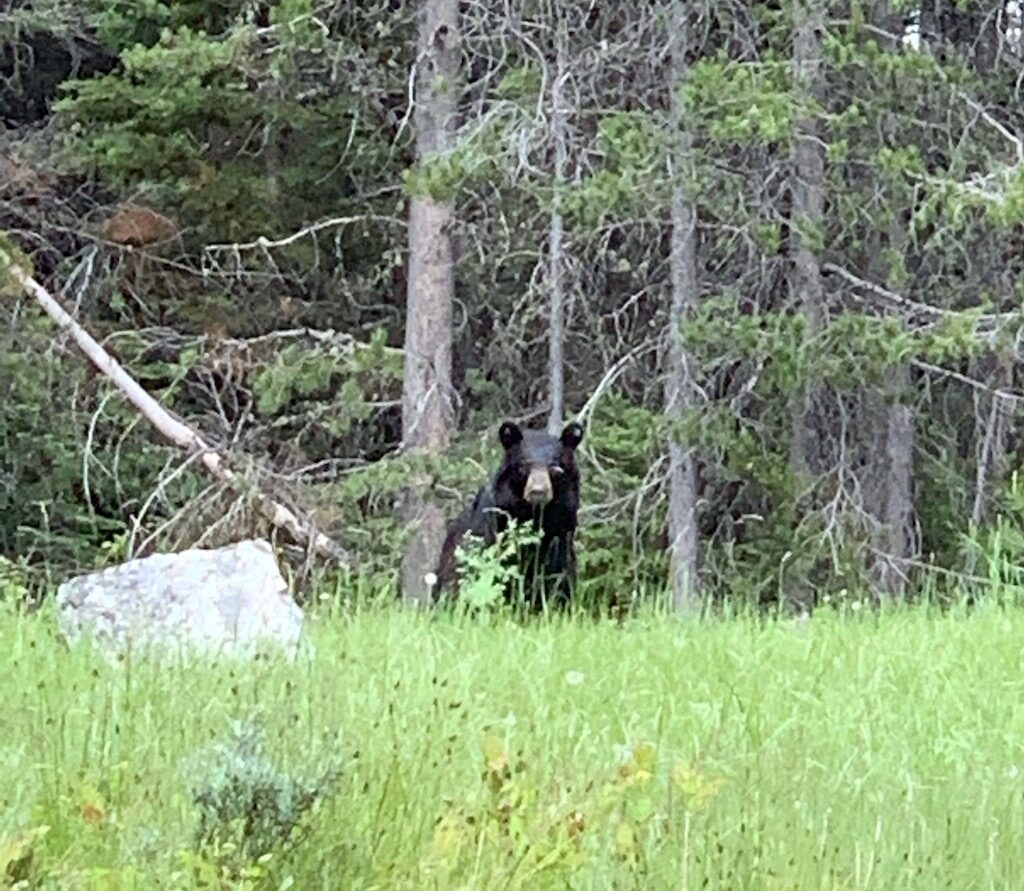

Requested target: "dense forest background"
[{"left": 4, "top": 0, "right": 1024, "bottom": 609}]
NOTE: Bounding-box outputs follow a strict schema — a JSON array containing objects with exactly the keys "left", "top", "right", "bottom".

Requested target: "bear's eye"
[{"left": 549, "top": 465, "right": 565, "bottom": 478}]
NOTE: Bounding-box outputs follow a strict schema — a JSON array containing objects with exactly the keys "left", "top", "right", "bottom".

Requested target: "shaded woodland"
[{"left": 4, "top": 0, "right": 1024, "bottom": 608}]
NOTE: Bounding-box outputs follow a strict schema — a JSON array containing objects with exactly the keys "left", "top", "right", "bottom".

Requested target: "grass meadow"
[{"left": 2, "top": 599, "right": 1024, "bottom": 889}]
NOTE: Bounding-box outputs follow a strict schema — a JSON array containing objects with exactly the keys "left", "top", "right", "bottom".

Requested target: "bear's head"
[{"left": 495, "top": 421, "right": 585, "bottom": 509}]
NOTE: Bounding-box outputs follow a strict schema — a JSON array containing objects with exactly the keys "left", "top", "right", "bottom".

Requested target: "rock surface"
[{"left": 55, "top": 539, "right": 304, "bottom": 659}]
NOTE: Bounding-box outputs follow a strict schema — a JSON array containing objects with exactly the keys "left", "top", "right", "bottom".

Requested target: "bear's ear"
[
  {"left": 499, "top": 422, "right": 523, "bottom": 450},
  {"left": 560, "top": 421, "right": 585, "bottom": 449}
]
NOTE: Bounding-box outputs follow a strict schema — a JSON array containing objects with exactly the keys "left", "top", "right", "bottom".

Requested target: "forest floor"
[{"left": 1, "top": 600, "right": 1021, "bottom": 889}]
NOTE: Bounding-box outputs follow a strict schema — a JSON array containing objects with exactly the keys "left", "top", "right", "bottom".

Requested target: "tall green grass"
[{"left": 2, "top": 600, "right": 1024, "bottom": 888}]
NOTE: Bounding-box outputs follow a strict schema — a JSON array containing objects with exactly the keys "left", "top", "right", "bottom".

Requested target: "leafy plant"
[
  {"left": 453, "top": 521, "right": 541, "bottom": 611},
  {"left": 0, "top": 824, "right": 49, "bottom": 886},
  {"left": 0, "top": 556, "right": 31, "bottom": 608},
  {"left": 186, "top": 719, "right": 341, "bottom": 876}
]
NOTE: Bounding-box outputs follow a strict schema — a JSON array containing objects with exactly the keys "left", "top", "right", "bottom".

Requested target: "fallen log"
[{"left": 0, "top": 239, "right": 349, "bottom": 565}]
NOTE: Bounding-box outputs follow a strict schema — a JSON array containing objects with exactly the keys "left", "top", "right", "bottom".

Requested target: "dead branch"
[
  {"left": 204, "top": 214, "right": 406, "bottom": 255},
  {"left": 2, "top": 255, "right": 350, "bottom": 566},
  {"left": 823, "top": 261, "right": 1019, "bottom": 329}
]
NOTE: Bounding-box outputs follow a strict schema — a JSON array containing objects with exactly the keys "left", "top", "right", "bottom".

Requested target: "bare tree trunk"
[
  {"left": 546, "top": 10, "right": 568, "bottom": 435},
  {"left": 864, "top": 342, "right": 915, "bottom": 596},
  {"left": 876, "top": 366, "right": 915, "bottom": 596},
  {"left": 870, "top": 7, "right": 917, "bottom": 601},
  {"left": 1, "top": 253, "right": 348, "bottom": 564},
  {"left": 665, "top": 0, "right": 701, "bottom": 612},
  {"left": 400, "top": 0, "right": 460, "bottom": 606},
  {"left": 788, "top": 0, "right": 827, "bottom": 486},
  {"left": 781, "top": 0, "right": 828, "bottom": 609},
  {"left": 968, "top": 351, "right": 1015, "bottom": 538}
]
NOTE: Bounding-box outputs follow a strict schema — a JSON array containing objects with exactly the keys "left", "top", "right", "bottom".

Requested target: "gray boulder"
[{"left": 55, "top": 539, "right": 305, "bottom": 659}]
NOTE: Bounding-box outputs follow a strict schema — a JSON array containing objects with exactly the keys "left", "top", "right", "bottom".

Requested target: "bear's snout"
[{"left": 524, "top": 466, "right": 553, "bottom": 505}]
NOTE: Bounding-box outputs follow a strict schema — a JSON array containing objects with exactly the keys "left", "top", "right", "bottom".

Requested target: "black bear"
[{"left": 433, "top": 420, "right": 585, "bottom": 608}]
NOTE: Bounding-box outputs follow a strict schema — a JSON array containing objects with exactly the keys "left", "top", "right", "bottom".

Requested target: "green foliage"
[
  {"left": 0, "top": 556, "right": 31, "bottom": 607},
  {"left": 561, "top": 112, "right": 666, "bottom": 229},
  {"left": 7, "top": 0, "right": 1024, "bottom": 605},
  {"left": 452, "top": 522, "right": 541, "bottom": 611},
  {"left": 683, "top": 296, "right": 985, "bottom": 398},
  {"left": 682, "top": 296, "right": 807, "bottom": 392},
  {"left": 597, "top": 112, "right": 660, "bottom": 171},
  {"left": 56, "top": 27, "right": 252, "bottom": 194},
  {"left": 250, "top": 335, "right": 401, "bottom": 446},
  {"left": 682, "top": 55, "right": 795, "bottom": 143},
  {"left": 980, "top": 165, "right": 1024, "bottom": 228},
  {"left": 562, "top": 169, "right": 645, "bottom": 229},
  {"left": 0, "top": 231, "right": 33, "bottom": 297},
  {"left": 965, "top": 472, "right": 1024, "bottom": 599},
  {"left": 327, "top": 447, "right": 482, "bottom": 588},
  {"left": 188, "top": 719, "right": 341, "bottom": 875},
  {"left": 494, "top": 63, "right": 542, "bottom": 107},
  {"left": 255, "top": 347, "right": 340, "bottom": 415},
  {"left": 52, "top": 2, "right": 404, "bottom": 243},
  {"left": 674, "top": 289, "right": 1006, "bottom": 599},
  {"left": 0, "top": 319, "right": 143, "bottom": 571},
  {"left": 86, "top": 0, "right": 251, "bottom": 51},
  {"left": 876, "top": 144, "right": 925, "bottom": 179},
  {"left": 576, "top": 396, "right": 666, "bottom": 603},
  {"left": 0, "top": 824, "right": 49, "bottom": 886},
  {"left": 916, "top": 309, "right": 993, "bottom": 364},
  {"left": 402, "top": 143, "right": 494, "bottom": 202}
]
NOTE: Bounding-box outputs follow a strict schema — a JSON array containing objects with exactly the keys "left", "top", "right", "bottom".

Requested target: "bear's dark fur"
[{"left": 434, "top": 420, "right": 585, "bottom": 608}]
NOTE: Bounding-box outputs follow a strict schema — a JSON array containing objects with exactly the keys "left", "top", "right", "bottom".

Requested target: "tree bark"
[
  {"left": 1, "top": 255, "right": 348, "bottom": 565},
  {"left": 969, "top": 351, "right": 1014, "bottom": 530},
  {"left": 788, "top": 0, "right": 827, "bottom": 485},
  {"left": 665, "top": 0, "right": 701, "bottom": 612},
  {"left": 546, "top": 10, "right": 568, "bottom": 435},
  {"left": 877, "top": 366, "right": 915, "bottom": 596},
  {"left": 400, "top": 0, "right": 460, "bottom": 606},
  {"left": 865, "top": 355, "right": 915, "bottom": 598},
  {"left": 868, "top": 5, "right": 917, "bottom": 598}
]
